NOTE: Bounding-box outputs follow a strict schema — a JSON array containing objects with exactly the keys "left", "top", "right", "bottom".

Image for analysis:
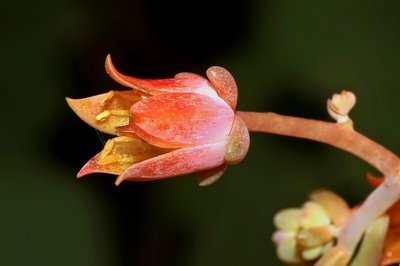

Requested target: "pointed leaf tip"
[
  {"left": 105, "top": 54, "right": 140, "bottom": 91},
  {"left": 105, "top": 55, "right": 218, "bottom": 97},
  {"left": 115, "top": 175, "right": 123, "bottom": 186},
  {"left": 77, "top": 159, "right": 97, "bottom": 178}
]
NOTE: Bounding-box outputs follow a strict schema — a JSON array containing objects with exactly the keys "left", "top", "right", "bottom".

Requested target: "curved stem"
[
  {"left": 236, "top": 111, "right": 400, "bottom": 261},
  {"left": 338, "top": 176, "right": 400, "bottom": 256},
  {"left": 236, "top": 111, "right": 400, "bottom": 177}
]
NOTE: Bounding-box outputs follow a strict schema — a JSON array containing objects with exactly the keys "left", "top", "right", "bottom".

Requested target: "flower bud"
[{"left": 327, "top": 90, "right": 356, "bottom": 123}]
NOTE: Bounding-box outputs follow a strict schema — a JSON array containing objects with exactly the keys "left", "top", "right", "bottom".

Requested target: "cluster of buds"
[
  {"left": 272, "top": 185, "right": 400, "bottom": 265},
  {"left": 272, "top": 190, "right": 351, "bottom": 264}
]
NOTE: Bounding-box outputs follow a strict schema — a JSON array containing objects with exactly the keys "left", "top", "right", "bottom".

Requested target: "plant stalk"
[{"left": 237, "top": 111, "right": 400, "bottom": 261}]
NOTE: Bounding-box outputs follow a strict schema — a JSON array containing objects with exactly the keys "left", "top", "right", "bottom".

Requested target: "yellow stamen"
[
  {"left": 95, "top": 109, "right": 129, "bottom": 121},
  {"left": 97, "top": 137, "right": 139, "bottom": 165},
  {"left": 97, "top": 155, "right": 118, "bottom": 165},
  {"left": 92, "top": 136, "right": 172, "bottom": 175},
  {"left": 109, "top": 109, "right": 130, "bottom": 116},
  {"left": 96, "top": 110, "right": 111, "bottom": 121},
  {"left": 102, "top": 91, "right": 115, "bottom": 104},
  {"left": 99, "top": 139, "right": 115, "bottom": 160},
  {"left": 113, "top": 136, "right": 136, "bottom": 143}
]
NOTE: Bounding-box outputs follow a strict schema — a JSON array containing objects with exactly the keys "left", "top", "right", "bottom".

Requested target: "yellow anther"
[
  {"left": 97, "top": 155, "right": 118, "bottom": 165},
  {"left": 109, "top": 109, "right": 130, "bottom": 116},
  {"left": 119, "top": 156, "right": 137, "bottom": 163},
  {"left": 113, "top": 136, "right": 135, "bottom": 143},
  {"left": 102, "top": 91, "right": 115, "bottom": 104},
  {"left": 96, "top": 110, "right": 111, "bottom": 121},
  {"left": 96, "top": 109, "right": 129, "bottom": 121},
  {"left": 99, "top": 139, "right": 115, "bottom": 160}
]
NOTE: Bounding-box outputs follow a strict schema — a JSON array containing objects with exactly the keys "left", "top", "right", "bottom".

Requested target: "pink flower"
[{"left": 67, "top": 55, "right": 249, "bottom": 186}]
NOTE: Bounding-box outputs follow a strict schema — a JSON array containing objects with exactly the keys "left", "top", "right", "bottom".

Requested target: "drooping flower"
[{"left": 67, "top": 55, "right": 249, "bottom": 186}]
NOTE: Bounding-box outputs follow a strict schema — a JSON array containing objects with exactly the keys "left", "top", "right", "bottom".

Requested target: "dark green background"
[{"left": 2, "top": 0, "right": 400, "bottom": 265}]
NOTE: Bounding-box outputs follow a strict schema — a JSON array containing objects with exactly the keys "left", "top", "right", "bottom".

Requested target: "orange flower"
[{"left": 67, "top": 55, "right": 249, "bottom": 185}]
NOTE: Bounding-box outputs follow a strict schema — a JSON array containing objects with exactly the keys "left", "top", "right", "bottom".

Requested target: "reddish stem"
[
  {"left": 236, "top": 111, "right": 400, "bottom": 177},
  {"left": 236, "top": 111, "right": 400, "bottom": 261}
]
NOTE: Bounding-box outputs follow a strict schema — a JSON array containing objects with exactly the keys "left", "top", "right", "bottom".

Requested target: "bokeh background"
[{"left": 2, "top": 0, "right": 400, "bottom": 265}]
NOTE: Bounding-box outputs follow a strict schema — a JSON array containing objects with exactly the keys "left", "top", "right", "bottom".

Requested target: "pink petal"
[
  {"left": 206, "top": 66, "right": 238, "bottom": 109},
  {"left": 77, "top": 158, "right": 116, "bottom": 177},
  {"left": 115, "top": 141, "right": 227, "bottom": 184},
  {"left": 123, "top": 92, "right": 234, "bottom": 148},
  {"left": 174, "top": 72, "right": 204, "bottom": 79},
  {"left": 105, "top": 55, "right": 217, "bottom": 97}
]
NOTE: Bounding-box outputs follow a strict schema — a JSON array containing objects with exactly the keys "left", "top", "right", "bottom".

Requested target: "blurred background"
[{"left": 2, "top": 0, "right": 400, "bottom": 265}]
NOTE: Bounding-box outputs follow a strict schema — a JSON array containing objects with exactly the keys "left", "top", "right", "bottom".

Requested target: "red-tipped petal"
[
  {"left": 124, "top": 92, "right": 234, "bottom": 148},
  {"left": 77, "top": 136, "right": 169, "bottom": 178},
  {"left": 77, "top": 159, "right": 101, "bottom": 178},
  {"left": 206, "top": 66, "right": 238, "bottom": 109},
  {"left": 197, "top": 164, "right": 227, "bottom": 186},
  {"left": 66, "top": 91, "right": 140, "bottom": 135},
  {"left": 115, "top": 141, "right": 227, "bottom": 184},
  {"left": 105, "top": 55, "right": 217, "bottom": 97}
]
